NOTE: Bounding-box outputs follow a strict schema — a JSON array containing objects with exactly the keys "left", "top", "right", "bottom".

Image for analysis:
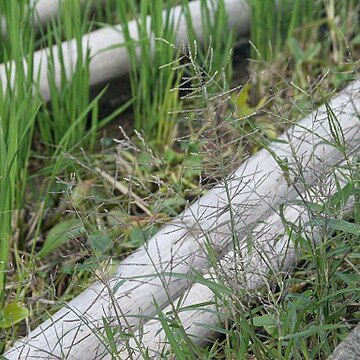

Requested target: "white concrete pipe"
[
  {"left": 117, "top": 165, "right": 354, "bottom": 358},
  {"left": 5, "top": 78, "right": 360, "bottom": 359},
  {"left": 0, "top": 0, "right": 251, "bottom": 101},
  {"left": 329, "top": 323, "right": 360, "bottom": 360},
  {"left": 33, "top": 0, "right": 81, "bottom": 27}
]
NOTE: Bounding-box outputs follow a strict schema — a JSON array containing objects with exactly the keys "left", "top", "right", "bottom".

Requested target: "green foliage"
[
  {"left": 182, "top": 0, "right": 234, "bottom": 91},
  {"left": 0, "top": 0, "right": 41, "bottom": 303},
  {"left": 116, "top": 0, "right": 234, "bottom": 149},
  {"left": 0, "top": 302, "right": 29, "bottom": 329},
  {"left": 37, "top": 217, "right": 86, "bottom": 259},
  {"left": 116, "top": 0, "right": 183, "bottom": 148},
  {"left": 249, "top": 0, "right": 319, "bottom": 62},
  {"left": 36, "top": 0, "right": 95, "bottom": 150}
]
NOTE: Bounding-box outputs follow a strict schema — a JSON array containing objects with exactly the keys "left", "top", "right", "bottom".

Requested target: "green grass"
[
  {"left": 182, "top": 0, "right": 234, "bottom": 91},
  {"left": 0, "top": 0, "right": 359, "bottom": 358},
  {"left": 249, "top": 0, "right": 319, "bottom": 63},
  {"left": 116, "top": 0, "right": 234, "bottom": 149},
  {"left": 0, "top": 1, "right": 41, "bottom": 306},
  {"left": 116, "top": 0, "right": 183, "bottom": 148},
  {"left": 36, "top": 0, "right": 98, "bottom": 151}
]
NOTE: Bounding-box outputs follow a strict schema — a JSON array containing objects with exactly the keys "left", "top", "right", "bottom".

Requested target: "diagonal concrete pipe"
[
  {"left": 5, "top": 77, "right": 360, "bottom": 359},
  {"left": 329, "top": 323, "right": 360, "bottom": 360},
  {"left": 116, "top": 164, "right": 354, "bottom": 358}
]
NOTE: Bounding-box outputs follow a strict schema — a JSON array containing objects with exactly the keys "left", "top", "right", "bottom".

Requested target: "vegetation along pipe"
[
  {"left": 32, "top": 0, "right": 91, "bottom": 27},
  {"left": 0, "top": 0, "right": 250, "bottom": 102},
  {"left": 0, "top": 0, "right": 103, "bottom": 34},
  {"left": 116, "top": 165, "right": 354, "bottom": 358},
  {"left": 5, "top": 77, "right": 360, "bottom": 358}
]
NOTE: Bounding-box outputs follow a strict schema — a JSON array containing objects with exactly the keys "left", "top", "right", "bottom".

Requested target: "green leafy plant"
[{"left": 0, "top": 302, "right": 29, "bottom": 329}]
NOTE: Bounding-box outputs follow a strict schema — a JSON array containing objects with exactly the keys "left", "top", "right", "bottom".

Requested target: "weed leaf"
[
  {"left": 0, "top": 302, "right": 28, "bottom": 329},
  {"left": 38, "top": 218, "right": 86, "bottom": 258}
]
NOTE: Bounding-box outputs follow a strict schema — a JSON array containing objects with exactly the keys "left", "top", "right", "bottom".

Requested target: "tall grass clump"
[
  {"left": 116, "top": 0, "right": 183, "bottom": 149},
  {"left": 0, "top": 1, "right": 40, "bottom": 303},
  {"left": 116, "top": 0, "right": 235, "bottom": 149},
  {"left": 249, "top": 0, "right": 320, "bottom": 63},
  {"left": 182, "top": 0, "right": 234, "bottom": 92},
  {"left": 36, "top": 0, "right": 98, "bottom": 151},
  {"left": 249, "top": 0, "right": 359, "bottom": 75},
  {"left": 93, "top": 0, "right": 117, "bottom": 25}
]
